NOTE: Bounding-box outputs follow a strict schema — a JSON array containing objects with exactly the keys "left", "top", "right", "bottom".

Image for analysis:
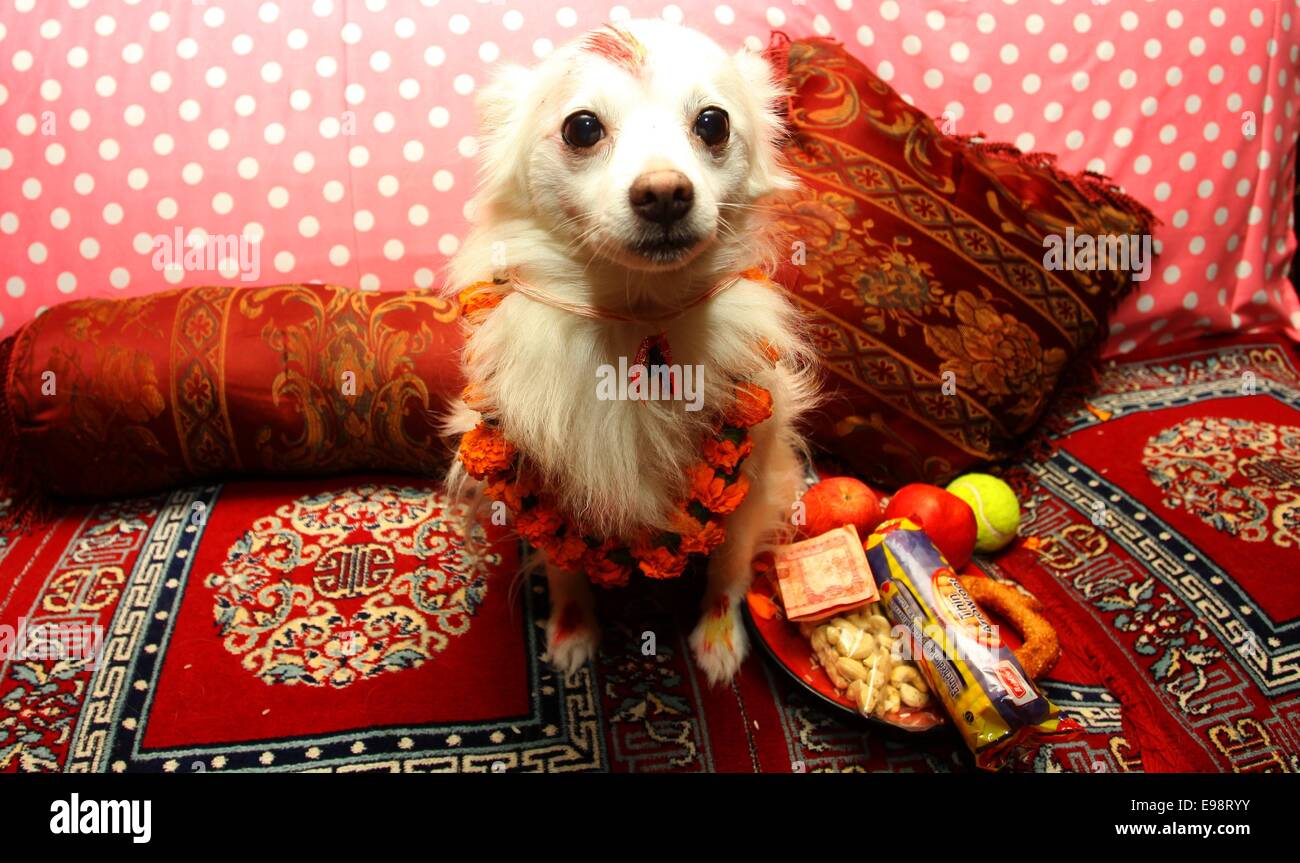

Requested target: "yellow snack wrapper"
[{"left": 864, "top": 517, "right": 1080, "bottom": 769}]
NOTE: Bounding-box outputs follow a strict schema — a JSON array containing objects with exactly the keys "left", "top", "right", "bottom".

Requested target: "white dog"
[{"left": 443, "top": 20, "right": 817, "bottom": 684}]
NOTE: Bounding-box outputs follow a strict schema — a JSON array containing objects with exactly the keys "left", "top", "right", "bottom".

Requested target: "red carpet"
[{"left": 1, "top": 335, "right": 1296, "bottom": 772}]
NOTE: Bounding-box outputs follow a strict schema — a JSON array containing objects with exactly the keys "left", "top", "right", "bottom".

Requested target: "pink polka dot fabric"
[{"left": 1, "top": 1, "right": 1297, "bottom": 356}]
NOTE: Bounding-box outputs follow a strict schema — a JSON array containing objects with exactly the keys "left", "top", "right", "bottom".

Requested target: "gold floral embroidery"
[{"left": 924, "top": 292, "right": 1067, "bottom": 424}]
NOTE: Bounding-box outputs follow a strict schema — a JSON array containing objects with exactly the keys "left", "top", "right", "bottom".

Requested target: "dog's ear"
[
  {"left": 474, "top": 63, "right": 536, "bottom": 204},
  {"left": 732, "top": 48, "right": 798, "bottom": 199}
]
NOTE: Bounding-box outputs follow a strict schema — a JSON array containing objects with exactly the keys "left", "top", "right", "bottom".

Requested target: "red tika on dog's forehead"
[{"left": 580, "top": 25, "right": 648, "bottom": 75}]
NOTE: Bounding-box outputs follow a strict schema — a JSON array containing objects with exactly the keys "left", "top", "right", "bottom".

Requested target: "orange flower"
[
  {"left": 584, "top": 542, "right": 633, "bottom": 588},
  {"left": 458, "top": 423, "right": 516, "bottom": 479},
  {"left": 633, "top": 543, "right": 689, "bottom": 580},
  {"left": 672, "top": 510, "right": 727, "bottom": 555},
  {"left": 689, "top": 464, "right": 751, "bottom": 514},
  {"left": 702, "top": 436, "right": 754, "bottom": 472},
  {"left": 724, "top": 383, "right": 773, "bottom": 428},
  {"left": 484, "top": 471, "right": 534, "bottom": 512},
  {"left": 515, "top": 504, "right": 563, "bottom": 546},
  {"left": 547, "top": 531, "right": 589, "bottom": 571},
  {"left": 458, "top": 281, "right": 504, "bottom": 319}
]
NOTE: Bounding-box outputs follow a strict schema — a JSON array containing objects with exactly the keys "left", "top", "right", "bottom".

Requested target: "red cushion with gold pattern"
[
  {"left": 770, "top": 36, "right": 1155, "bottom": 488},
  {"left": 0, "top": 285, "right": 462, "bottom": 519}
]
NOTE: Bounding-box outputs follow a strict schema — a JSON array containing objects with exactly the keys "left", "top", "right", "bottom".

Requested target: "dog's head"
[{"left": 473, "top": 20, "right": 794, "bottom": 272}]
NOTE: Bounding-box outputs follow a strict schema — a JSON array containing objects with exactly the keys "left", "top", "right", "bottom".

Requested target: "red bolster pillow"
[{"left": 0, "top": 284, "right": 463, "bottom": 522}]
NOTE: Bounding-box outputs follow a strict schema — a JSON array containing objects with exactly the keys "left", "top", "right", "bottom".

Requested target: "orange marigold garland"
[{"left": 456, "top": 380, "right": 771, "bottom": 588}]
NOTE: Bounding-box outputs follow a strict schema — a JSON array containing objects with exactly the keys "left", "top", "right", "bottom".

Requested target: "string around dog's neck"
[{"left": 496, "top": 267, "right": 765, "bottom": 326}]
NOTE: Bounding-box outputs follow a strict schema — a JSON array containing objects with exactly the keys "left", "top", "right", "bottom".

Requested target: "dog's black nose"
[{"left": 629, "top": 170, "right": 694, "bottom": 225}]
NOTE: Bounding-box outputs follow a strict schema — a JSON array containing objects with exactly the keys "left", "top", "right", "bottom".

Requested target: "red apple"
[
  {"left": 883, "top": 483, "right": 978, "bottom": 568},
  {"left": 798, "top": 477, "right": 884, "bottom": 539}
]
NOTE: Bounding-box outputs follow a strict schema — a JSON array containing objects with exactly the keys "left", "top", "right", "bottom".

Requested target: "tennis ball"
[{"left": 945, "top": 473, "right": 1021, "bottom": 554}]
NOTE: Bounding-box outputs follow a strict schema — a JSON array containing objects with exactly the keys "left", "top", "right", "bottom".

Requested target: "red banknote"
[{"left": 773, "top": 524, "right": 879, "bottom": 622}]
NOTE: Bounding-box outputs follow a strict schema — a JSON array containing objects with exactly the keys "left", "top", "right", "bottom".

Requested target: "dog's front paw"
[
  {"left": 545, "top": 599, "right": 600, "bottom": 677},
  {"left": 689, "top": 594, "right": 749, "bottom": 686}
]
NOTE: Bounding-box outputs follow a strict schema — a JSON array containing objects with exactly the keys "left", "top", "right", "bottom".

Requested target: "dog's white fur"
[{"left": 442, "top": 20, "right": 817, "bottom": 684}]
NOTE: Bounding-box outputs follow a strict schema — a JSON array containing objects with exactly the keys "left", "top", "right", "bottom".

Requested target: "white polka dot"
[
  {"left": 268, "top": 186, "right": 289, "bottom": 208},
  {"left": 6, "top": 277, "right": 25, "bottom": 298},
  {"left": 438, "top": 234, "right": 460, "bottom": 256},
  {"left": 408, "top": 204, "right": 429, "bottom": 227},
  {"left": 354, "top": 210, "right": 374, "bottom": 232},
  {"left": 274, "top": 251, "right": 295, "bottom": 273},
  {"left": 182, "top": 163, "right": 204, "bottom": 184},
  {"left": 329, "top": 245, "right": 350, "bottom": 266},
  {"left": 80, "top": 237, "right": 100, "bottom": 260},
  {"left": 378, "top": 175, "right": 399, "bottom": 196},
  {"left": 349, "top": 146, "right": 369, "bottom": 168},
  {"left": 433, "top": 170, "right": 454, "bottom": 192}
]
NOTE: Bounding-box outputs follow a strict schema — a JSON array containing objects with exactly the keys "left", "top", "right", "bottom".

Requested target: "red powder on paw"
[{"left": 554, "top": 600, "right": 584, "bottom": 641}]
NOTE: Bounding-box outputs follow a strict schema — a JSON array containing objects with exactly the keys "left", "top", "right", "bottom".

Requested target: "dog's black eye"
[
  {"left": 693, "top": 107, "right": 729, "bottom": 146},
  {"left": 562, "top": 111, "right": 605, "bottom": 148}
]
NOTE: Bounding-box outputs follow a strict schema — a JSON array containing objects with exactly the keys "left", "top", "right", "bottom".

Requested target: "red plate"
[{"left": 743, "top": 570, "right": 948, "bottom": 732}]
